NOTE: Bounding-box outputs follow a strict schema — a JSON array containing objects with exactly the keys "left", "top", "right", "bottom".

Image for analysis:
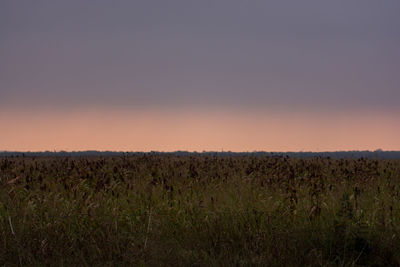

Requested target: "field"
[{"left": 1, "top": 155, "right": 399, "bottom": 266}]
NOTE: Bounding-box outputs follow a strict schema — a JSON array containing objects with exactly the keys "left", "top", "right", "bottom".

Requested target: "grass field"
[{"left": 1, "top": 155, "right": 399, "bottom": 266}]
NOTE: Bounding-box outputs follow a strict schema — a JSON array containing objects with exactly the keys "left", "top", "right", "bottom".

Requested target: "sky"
[{"left": 1, "top": 0, "right": 399, "bottom": 152}]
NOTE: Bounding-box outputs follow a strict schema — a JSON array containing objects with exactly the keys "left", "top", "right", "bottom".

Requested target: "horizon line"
[{"left": 1, "top": 149, "right": 398, "bottom": 153}]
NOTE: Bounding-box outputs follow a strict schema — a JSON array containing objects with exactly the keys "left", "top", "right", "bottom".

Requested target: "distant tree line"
[{"left": 0, "top": 150, "right": 400, "bottom": 159}]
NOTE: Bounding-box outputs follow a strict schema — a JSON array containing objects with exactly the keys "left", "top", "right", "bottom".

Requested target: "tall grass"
[{"left": 0, "top": 155, "right": 399, "bottom": 265}]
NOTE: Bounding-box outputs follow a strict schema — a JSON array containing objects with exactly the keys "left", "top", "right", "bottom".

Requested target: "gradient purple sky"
[{"left": 1, "top": 1, "right": 399, "bottom": 151}]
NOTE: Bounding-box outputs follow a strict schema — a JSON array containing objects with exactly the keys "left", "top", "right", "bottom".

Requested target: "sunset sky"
[{"left": 1, "top": 0, "right": 399, "bottom": 152}]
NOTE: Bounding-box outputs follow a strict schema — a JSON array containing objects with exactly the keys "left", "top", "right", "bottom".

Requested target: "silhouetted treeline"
[{"left": 0, "top": 150, "right": 399, "bottom": 159}]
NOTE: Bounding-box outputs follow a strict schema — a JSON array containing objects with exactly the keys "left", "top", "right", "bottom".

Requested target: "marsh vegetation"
[{"left": 1, "top": 155, "right": 399, "bottom": 265}]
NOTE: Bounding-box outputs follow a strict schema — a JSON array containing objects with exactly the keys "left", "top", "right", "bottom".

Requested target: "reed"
[{"left": 0, "top": 155, "right": 399, "bottom": 265}]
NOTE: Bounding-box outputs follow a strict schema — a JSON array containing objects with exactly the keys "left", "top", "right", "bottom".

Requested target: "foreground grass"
[{"left": 0, "top": 155, "right": 399, "bottom": 266}]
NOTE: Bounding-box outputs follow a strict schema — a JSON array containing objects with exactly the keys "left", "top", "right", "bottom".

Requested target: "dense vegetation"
[{"left": 1, "top": 155, "right": 399, "bottom": 266}]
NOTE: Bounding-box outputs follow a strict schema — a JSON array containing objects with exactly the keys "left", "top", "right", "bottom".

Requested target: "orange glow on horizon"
[{"left": 1, "top": 107, "right": 399, "bottom": 152}]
